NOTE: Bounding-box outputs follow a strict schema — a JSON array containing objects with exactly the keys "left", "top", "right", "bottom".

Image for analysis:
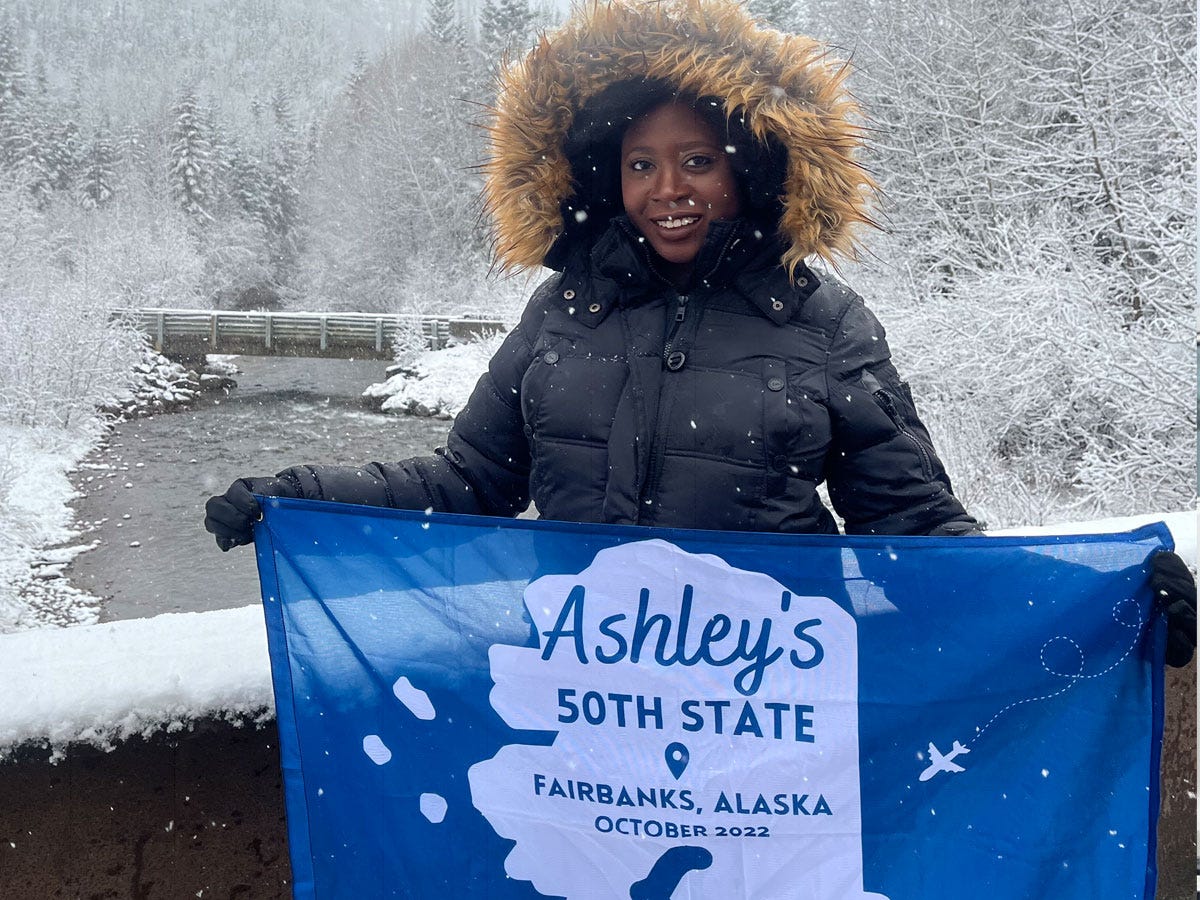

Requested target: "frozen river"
[{"left": 66, "top": 356, "right": 449, "bottom": 622}]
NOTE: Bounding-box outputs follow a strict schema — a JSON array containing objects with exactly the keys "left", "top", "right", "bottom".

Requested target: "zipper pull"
[
  {"left": 873, "top": 389, "right": 897, "bottom": 419},
  {"left": 675, "top": 294, "right": 689, "bottom": 323}
]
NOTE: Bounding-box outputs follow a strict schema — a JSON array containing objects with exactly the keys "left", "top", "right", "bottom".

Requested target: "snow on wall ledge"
[
  {"left": 0, "top": 606, "right": 273, "bottom": 761},
  {"left": 0, "top": 510, "right": 1193, "bottom": 761}
]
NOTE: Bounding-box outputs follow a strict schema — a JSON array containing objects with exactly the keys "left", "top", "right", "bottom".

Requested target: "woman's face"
[{"left": 620, "top": 102, "right": 742, "bottom": 275}]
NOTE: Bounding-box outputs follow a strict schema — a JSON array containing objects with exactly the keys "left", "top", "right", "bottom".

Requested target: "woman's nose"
[{"left": 652, "top": 166, "right": 690, "bottom": 201}]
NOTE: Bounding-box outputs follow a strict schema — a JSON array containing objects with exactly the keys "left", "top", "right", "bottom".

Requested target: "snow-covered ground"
[
  {"left": 0, "top": 339, "right": 1194, "bottom": 759},
  {"left": 0, "top": 424, "right": 103, "bottom": 632},
  {"left": 361, "top": 331, "right": 506, "bottom": 418}
]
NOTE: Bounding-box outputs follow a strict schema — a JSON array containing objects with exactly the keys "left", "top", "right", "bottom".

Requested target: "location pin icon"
[{"left": 665, "top": 742, "right": 690, "bottom": 780}]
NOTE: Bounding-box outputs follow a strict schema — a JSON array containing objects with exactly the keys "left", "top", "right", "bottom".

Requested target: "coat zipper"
[
  {"left": 623, "top": 219, "right": 739, "bottom": 522},
  {"left": 874, "top": 390, "right": 935, "bottom": 481},
  {"left": 638, "top": 292, "right": 693, "bottom": 523},
  {"left": 663, "top": 293, "right": 689, "bottom": 363}
]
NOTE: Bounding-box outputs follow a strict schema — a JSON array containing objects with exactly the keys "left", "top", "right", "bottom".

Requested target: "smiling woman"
[{"left": 207, "top": 0, "right": 981, "bottom": 543}]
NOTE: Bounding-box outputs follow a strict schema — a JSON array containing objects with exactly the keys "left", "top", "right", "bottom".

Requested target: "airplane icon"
[{"left": 919, "top": 740, "right": 970, "bottom": 782}]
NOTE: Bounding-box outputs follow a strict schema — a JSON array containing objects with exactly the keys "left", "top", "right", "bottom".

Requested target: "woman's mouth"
[{"left": 654, "top": 216, "right": 700, "bottom": 230}]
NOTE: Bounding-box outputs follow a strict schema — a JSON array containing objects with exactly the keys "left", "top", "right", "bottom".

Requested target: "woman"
[{"left": 204, "top": 0, "right": 1193, "bottom": 661}]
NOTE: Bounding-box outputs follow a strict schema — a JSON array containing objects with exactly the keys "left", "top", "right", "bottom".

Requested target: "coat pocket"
[{"left": 870, "top": 384, "right": 935, "bottom": 482}]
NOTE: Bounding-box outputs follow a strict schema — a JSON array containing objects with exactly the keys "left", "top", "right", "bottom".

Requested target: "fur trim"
[{"left": 482, "top": 0, "right": 879, "bottom": 275}]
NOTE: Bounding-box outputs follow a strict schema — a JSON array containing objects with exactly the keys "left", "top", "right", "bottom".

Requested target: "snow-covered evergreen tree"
[
  {"left": 479, "top": 0, "right": 535, "bottom": 69},
  {"left": 44, "top": 115, "right": 81, "bottom": 194},
  {"left": 0, "top": 21, "right": 32, "bottom": 173},
  {"left": 227, "top": 144, "right": 268, "bottom": 225},
  {"left": 117, "top": 121, "right": 151, "bottom": 189},
  {"left": 79, "top": 124, "right": 119, "bottom": 209},
  {"left": 423, "top": 0, "right": 468, "bottom": 50},
  {"left": 265, "top": 91, "right": 303, "bottom": 285},
  {"left": 169, "top": 88, "right": 214, "bottom": 224}
]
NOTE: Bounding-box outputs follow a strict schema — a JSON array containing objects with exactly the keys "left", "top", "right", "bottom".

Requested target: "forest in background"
[{"left": 0, "top": 0, "right": 1194, "bottom": 528}]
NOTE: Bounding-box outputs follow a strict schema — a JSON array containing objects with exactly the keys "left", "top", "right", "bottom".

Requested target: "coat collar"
[
  {"left": 731, "top": 243, "right": 820, "bottom": 325},
  {"left": 554, "top": 217, "right": 817, "bottom": 328}
]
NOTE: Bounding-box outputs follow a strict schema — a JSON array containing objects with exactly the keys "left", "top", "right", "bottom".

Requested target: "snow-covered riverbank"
[
  {"left": 0, "top": 347, "right": 235, "bottom": 633},
  {"left": 0, "top": 339, "right": 483, "bottom": 633},
  {"left": 361, "top": 331, "right": 505, "bottom": 418}
]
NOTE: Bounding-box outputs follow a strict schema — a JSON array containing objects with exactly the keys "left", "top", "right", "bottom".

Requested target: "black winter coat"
[{"left": 277, "top": 219, "right": 976, "bottom": 537}]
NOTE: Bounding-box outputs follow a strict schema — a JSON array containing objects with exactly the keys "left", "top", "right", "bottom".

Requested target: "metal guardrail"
[{"left": 113, "top": 309, "right": 509, "bottom": 360}]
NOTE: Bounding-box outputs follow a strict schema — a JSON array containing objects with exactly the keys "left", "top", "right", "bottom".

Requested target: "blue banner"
[{"left": 254, "top": 499, "right": 1169, "bottom": 899}]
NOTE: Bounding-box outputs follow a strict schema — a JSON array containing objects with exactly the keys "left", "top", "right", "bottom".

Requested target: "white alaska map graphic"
[{"left": 468, "top": 539, "right": 888, "bottom": 899}]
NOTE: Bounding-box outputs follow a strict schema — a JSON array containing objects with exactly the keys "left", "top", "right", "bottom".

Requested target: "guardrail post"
[
  {"left": 320, "top": 315, "right": 327, "bottom": 351},
  {"left": 265, "top": 314, "right": 273, "bottom": 351},
  {"left": 375, "top": 318, "right": 384, "bottom": 353},
  {"left": 211, "top": 314, "right": 219, "bottom": 350},
  {"left": 155, "top": 312, "right": 165, "bottom": 353}
]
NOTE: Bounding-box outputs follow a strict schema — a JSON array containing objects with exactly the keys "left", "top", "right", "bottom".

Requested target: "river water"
[{"left": 66, "top": 356, "right": 450, "bottom": 622}]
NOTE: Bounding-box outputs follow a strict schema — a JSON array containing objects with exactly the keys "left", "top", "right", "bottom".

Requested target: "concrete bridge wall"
[{"left": 0, "top": 719, "right": 292, "bottom": 899}]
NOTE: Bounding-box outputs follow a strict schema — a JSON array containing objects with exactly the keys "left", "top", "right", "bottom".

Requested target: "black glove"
[
  {"left": 204, "top": 476, "right": 299, "bottom": 551},
  {"left": 1151, "top": 551, "right": 1196, "bottom": 668}
]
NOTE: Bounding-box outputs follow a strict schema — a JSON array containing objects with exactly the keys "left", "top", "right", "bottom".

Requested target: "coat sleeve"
[
  {"left": 823, "top": 295, "right": 979, "bottom": 536},
  {"left": 269, "top": 282, "right": 555, "bottom": 517}
]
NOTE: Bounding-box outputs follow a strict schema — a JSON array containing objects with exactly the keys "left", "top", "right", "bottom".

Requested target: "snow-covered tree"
[
  {"left": 79, "top": 124, "right": 119, "bottom": 209},
  {"left": 479, "top": 0, "right": 536, "bottom": 69},
  {"left": 227, "top": 144, "right": 269, "bottom": 226},
  {"left": 423, "top": 0, "right": 468, "bottom": 50},
  {"left": 1007, "top": 0, "right": 1194, "bottom": 325},
  {"left": 43, "top": 115, "right": 81, "bottom": 195},
  {"left": 0, "top": 22, "right": 32, "bottom": 173},
  {"left": 818, "top": 0, "right": 1196, "bottom": 523},
  {"left": 169, "top": 88, "right": 215, "bottom": 223},
  {"left": 299, "top": 33, "right": 490, "bottom": 313}
]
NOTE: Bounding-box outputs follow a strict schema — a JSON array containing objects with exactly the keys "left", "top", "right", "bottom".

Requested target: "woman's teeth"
[{"left": 657, "top": 216, "right": 698, "bottom": 230}]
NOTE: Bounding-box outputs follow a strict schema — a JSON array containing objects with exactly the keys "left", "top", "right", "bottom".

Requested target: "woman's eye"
[
  {"left": 684, "top": 155, "right": 714, "bottom": 169},
  {"left": 629, "top": 159, "right": 653, "bottom": 172}
]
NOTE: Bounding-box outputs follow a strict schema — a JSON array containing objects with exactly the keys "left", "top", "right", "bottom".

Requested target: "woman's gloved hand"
[
  {"left": 204, "top": 476, "right": 299, "bottom": 551},
  {"left": 1152, "top": 551, "right": 1197, "bottom": 668}
]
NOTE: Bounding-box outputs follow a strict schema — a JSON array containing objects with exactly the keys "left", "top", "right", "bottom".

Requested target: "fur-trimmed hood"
[{"left": 482, "top": 0, "right": 879, "bottom": 275}]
